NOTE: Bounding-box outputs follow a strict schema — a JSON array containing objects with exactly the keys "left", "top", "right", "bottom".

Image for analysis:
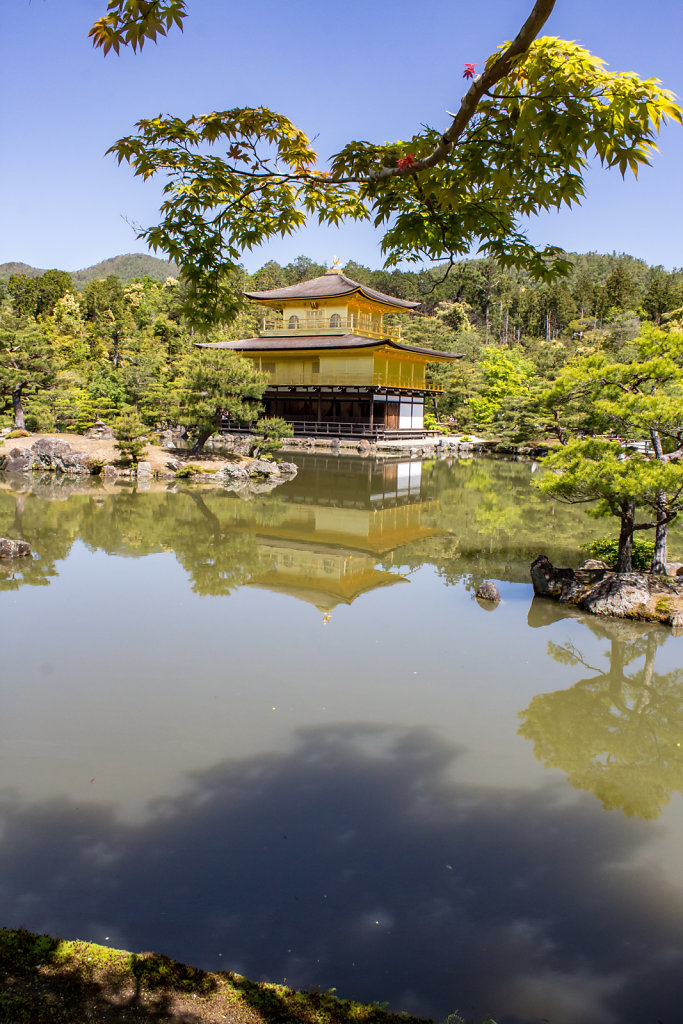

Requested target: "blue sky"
[{"left": 1, "top": 0, "right": 681, "bottom": 273}]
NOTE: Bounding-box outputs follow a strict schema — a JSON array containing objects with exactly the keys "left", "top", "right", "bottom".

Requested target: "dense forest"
[
  {"left": 1, "top": 250, "right": 681, "bottom": 438},
  {"left": 2, "top": 250, "right": 683, "bottom": 571}
]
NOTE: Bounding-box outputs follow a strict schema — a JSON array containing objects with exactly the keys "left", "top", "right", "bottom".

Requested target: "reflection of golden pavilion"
[
  {"left": 246, "top": 456, "right": 445, "bottom": 611},
  {"left": 248, "top": 541, "right": 406, "bottom": 612}
]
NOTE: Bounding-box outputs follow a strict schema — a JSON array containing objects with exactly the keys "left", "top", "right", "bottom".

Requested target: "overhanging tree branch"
[{"left": 368, "top": 0, "right": 557, "bottom": 182}]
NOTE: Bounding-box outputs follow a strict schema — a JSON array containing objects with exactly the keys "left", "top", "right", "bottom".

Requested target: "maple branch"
[{"left": 367, "top": 0, "right": 557, "bottom": 182}]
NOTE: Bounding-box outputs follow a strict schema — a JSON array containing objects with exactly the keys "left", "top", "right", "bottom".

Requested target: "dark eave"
[
  {"left": 196, "top": 334, "right": 462, "bottom": 359},
  {"left": 244, "top": 273, "right": 420, "bottom": 310}
]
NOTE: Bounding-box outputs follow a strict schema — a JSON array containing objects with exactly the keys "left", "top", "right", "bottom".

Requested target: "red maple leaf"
[
  {"left": 463, "top": 63, "right": 476, "bottom": 79},
  {"left": 397, "top": 154, "right": 415, "bottom": 171}
]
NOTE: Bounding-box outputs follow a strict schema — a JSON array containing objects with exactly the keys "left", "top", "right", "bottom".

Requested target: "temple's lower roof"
[{"left": 197, "top": 334, "right": 462, "bottom": 360}]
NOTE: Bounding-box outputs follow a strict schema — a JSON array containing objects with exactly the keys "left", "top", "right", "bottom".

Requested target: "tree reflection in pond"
[{"left": 520, "top": 613, "right": 683, "bottom": 820}]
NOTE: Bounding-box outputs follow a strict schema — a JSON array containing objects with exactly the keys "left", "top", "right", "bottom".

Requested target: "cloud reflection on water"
[{"left": 2, "top": 723, "right": 682, "bottom": 1024}]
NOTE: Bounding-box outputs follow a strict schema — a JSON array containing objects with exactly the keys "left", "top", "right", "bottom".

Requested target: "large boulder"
[
  {"left": 217, "top": 462, "right": 249, "bottom": 482},
  {"left": 0, "top": 538, "right": 31, "bottom": 558},
  {"left": 31, "top": 438, "right": 92, "bottom": 475},
  {"left": 530, "top": 554, "right": 683, "bottom": 628},
  {"left": 0, "top": 448, "right": 33, "bottom": 474},
  {"left": 244, "top": 459, "right": 281, "bottom": 477}
]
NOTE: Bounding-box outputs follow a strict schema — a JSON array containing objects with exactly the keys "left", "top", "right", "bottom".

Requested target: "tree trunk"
[
  {"left": 616, "top": 501, "right": 635, "bottom": 572},
  {"left": 649, "top": 428, "right": 668, "bottom": 574},
  {"left": 190, "top": 428, "right": 213, "bottom": 454},
  {"left": 12, "top": 385, "right": 25, "bottom": 431},
  {"left": 651, "top": 495, "right": 668, "bottom": 573},
  {"left": 553, "top": 409, "right": 565, "bottom": 445}
]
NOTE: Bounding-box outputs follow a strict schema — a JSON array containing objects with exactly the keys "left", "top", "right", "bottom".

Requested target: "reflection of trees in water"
[
  {"left": 0, "top": 479, "right": 83, "bottom": 590},
  {"left": 0, "top": 481, "right": 288, "bottom": 597},
  {"left": 519, "top": 619, "right": 683, "bottom": 820},
  {"left": 403, "top": 458, "right": 621, "bottom": 586},
  {"left": 2, "top": 723, "right": 683, "bottom": 1024},
  {"left": 2, "top": 458, "right": 681, "bottom": 597}
]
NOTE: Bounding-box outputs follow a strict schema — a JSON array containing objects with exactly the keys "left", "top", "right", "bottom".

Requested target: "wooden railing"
[
  {"left": 261, "top": 314, "right": 401, "bottom": 340},
  {"left": 222, "top": 418, "right": 439, "bottom": 439}
]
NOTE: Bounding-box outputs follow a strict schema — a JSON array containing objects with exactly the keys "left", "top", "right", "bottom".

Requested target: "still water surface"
[{"left": 1, "top": 455, "right": 682, "bottom": 1024}]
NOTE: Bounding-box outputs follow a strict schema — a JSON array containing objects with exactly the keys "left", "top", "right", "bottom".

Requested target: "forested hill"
[
  {"left": 255, "top": 252, "right": 683, "bottom": 342},
  {"left": 0, "top": 253, "right": 178, "bottom": 287}
]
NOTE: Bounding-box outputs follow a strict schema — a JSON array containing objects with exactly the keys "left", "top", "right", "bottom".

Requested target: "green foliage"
[
  {"left": 539, "top": 438, "right": 677, "bottom": 512},
  {"left": 110, "top": 108, "right": 368, "bottom": 327},
  {"left": 174, "top": 464, "right": 217, "bottom": 477},
  {"left": 0, "top": 313, "right": 55, "bottom": 429},
  {"left": 114, "top": 409, "right": 148, "bottom": 463},
  {"left": 5, "top": 429, "right": 31, "bottom": 439},
  {"left": 249, "top": 416, "right": 294, "bottom": 459},
  {"left": 469, "top": 348, "right": 533, "bottom": 424},
  {"left": 585, "top": 536, "right": 656, "bottom": 571},
  {"left": 89, "top": 0, "right": 187, "bottom": 55},
  {"left": 176, "top": 348, "right": 268, "bottom": 452},
  {"left": 100, "top": 0, "right": 681, "bottom": 330}
]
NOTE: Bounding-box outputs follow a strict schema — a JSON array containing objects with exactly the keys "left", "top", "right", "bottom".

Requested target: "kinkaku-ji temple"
[{"left": 199, "top": 262, "right": 462, "bottom": 439}]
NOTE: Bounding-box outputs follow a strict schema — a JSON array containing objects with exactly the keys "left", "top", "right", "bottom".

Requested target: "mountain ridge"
[{"left": 0, "top": 253, "right": 178, "bottom": 287}]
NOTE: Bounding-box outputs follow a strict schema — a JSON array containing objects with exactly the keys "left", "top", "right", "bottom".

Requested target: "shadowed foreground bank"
[{"left": 0, "top": 928, "right": 444, "bottom": 1024}]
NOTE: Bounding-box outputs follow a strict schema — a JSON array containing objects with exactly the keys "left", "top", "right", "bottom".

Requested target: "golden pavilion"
[{"left": 199, "top": 263, "right": 462, "bottom": 438}]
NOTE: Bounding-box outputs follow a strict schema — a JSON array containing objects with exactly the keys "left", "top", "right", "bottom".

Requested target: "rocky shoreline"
[
  {"left": 0, "top": 434, "right": 298, "bottom": 491},
  {"left": 531, "top": 554, "right": 683, "bottom": 629},
  {"left": 271, "top": 433, "right": 549, "bottom": 459}
]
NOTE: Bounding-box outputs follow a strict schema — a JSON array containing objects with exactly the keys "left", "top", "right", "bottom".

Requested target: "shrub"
[
  {"left": 249, "top": 417, "right": 293, "bottom": 460},
  {"left": 114, "top": 410, "right": 148, "bottom": 464},
  {"left": 175, "top": 464, "right": 216, "bottom": 478},
  {"left": 585, "top": 536, "right": 655, "bottom": 571},
  {"left": 5, "top": 429, "right": 31, "bottom": 439}
]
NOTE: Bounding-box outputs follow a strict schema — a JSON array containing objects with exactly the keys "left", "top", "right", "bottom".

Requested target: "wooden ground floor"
[{"left": 228, "top": 387, "right": 435, "bottom": 438}]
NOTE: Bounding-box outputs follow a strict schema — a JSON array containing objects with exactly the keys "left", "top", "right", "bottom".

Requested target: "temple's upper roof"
[
  {"left": 244, "top": 272, "right": 420, "bottom": 310},
  {"left": 197, "top": 335, "right": 462, "bottom": 360}
]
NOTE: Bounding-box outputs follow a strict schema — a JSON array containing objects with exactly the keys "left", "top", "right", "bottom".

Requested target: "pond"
[{"left": 1, "top": 454, "right": 682, "bottom": 1024}]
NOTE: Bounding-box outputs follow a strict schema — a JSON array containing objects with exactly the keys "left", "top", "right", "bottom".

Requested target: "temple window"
[
  {"left": 330, "top": 313, "right": 342, "bottom": 328},
  {"left": 288, "top": 315, "right": 299, "bottom": 329}
]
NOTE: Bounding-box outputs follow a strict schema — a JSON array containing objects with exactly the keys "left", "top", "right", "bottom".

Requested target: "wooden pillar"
[{"left": 317, "top": 391, "right": 321, "bottom": 422}]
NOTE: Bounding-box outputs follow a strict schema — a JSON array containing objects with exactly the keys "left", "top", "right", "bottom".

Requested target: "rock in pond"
[
  {"left": 476, "top": 581, "right": 501, "bottom": 603},
  {"left": 0, "top": 538, "right": 31, "bottom": 558},
  {"left": 531, "top": 554, "right": 683, "bottom": 628},
  {"left": 216, "top": 463, "right": 250, "bottom": 483}
]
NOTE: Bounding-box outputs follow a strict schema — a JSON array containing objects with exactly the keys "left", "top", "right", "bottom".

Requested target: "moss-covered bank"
[{"left": 0, "top": 928, "right": 436, "bottom": 1024}]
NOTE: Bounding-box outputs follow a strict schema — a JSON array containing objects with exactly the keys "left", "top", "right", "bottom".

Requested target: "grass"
[{"left": 0, "top": 928, "right": 436, "bottom": 1024}]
